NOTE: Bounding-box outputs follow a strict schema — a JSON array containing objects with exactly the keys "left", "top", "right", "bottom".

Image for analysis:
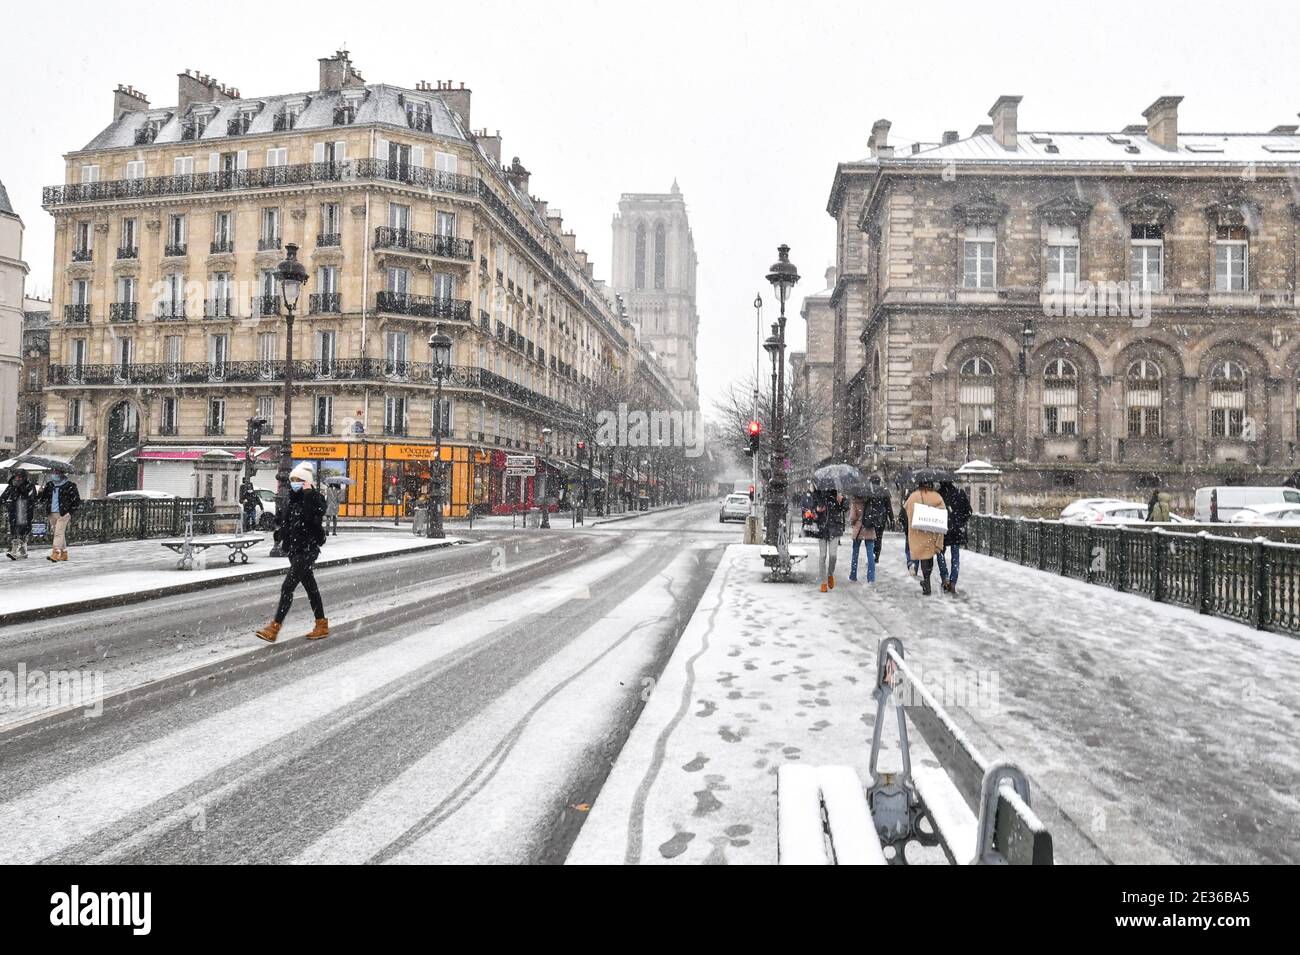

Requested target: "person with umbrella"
[
  {"left": 863, "top": 474, "right": 894, "bottom": 567},
  {"left": 810, "top": 464, "right": 859, "bottom": 592},
  {"left": 324, "top": 478, "right": 342, "bottom": 536},
  {"left": 935, "top": 478, "right": 972, "bottom": 594},
  {"left": 847, "top": 489, "right": 876, "bottom": 583},
  {"left": 904, "top": 469, "right": 948, "bottom": 596},
  {"left": 1, "top": 470, "right": 37, "bottom": 560}
]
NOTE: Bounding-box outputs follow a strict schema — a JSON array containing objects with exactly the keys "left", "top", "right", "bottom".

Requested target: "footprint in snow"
[{"left": 659, "top": 830, "right": 695, "bottom": 859}]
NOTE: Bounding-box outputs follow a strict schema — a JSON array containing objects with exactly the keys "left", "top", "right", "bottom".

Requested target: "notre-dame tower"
[{"left": 611, "top": 181, "right": 700, "bottom": 410}]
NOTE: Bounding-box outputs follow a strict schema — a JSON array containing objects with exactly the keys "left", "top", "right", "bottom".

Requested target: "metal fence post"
[
  {"left": 1152, "top": 528, "right": 1165, "bottom": 603},
  {"left": 1253, "top": 537, "right": 1268, "bottom": 630},
  {"left": 1196, "top": 531, "right": 1211, "bottom": 615},
  {"left": 1084, "top": 525, "right": 1095, "bottom": 583},
  {"left": 1059, "top": 523, "right": 1068, "bottom": 576},
  {"left": 1116, "top": 528, "right": 1129, "bottom": 593}
]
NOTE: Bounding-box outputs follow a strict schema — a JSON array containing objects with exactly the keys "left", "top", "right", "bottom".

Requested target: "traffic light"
[
  {"left": 577, "top": 440, "right": 586, "bottom": 452},
  {"left": 746, "top": 420, "right": 762, "bottom": 455},
  {"left": 748, "top": 483, "right": 755, "bottom": 502}
]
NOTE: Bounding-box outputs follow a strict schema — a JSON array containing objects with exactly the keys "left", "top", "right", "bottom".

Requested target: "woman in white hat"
[{"left": 255, "top": 462, "right": 329, "bottom": 642}]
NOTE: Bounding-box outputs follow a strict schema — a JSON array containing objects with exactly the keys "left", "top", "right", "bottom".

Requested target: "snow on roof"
[
  {"left": 870, "top": 130, "right": 1300, "bottom": 166},
  {"left": 78, "top": 84, "right": 466, "bottom": 153}
]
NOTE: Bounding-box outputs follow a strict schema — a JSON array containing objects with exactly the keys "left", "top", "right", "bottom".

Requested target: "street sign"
[
  {"left": 862, "top": 444, "right": 899, "bottom": 453},
  {"left": 505, "top": 467, "right": 535, "bottom": 477},
  {"left": 506, "top": 455, "right": 536, "bottom": 468}
]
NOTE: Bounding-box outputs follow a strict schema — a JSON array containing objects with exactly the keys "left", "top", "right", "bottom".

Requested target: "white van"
[{"left": 1194, "top": 485, "right": 1300, "bottom": 522}]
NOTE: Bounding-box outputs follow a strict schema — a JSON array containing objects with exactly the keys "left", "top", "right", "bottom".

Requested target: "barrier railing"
[{"left": 2, "top": 497, "right": 215, "bottom": 548}]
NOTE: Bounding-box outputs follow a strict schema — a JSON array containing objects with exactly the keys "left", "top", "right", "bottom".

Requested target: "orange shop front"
[{"left": 289, "top": 440, "right": 491, "bottom": 519}]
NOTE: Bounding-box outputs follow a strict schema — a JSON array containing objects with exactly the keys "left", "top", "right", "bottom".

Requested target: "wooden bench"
[
  {"left": 777, "top": 636, "right": 1053, "bottom": 865},
  {"left": 159, "top": 534, "right": 265, "bottom": 569}
]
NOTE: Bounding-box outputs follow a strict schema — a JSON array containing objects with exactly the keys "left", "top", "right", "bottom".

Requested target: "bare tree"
[{"left": 709, "top": 372, "right": 833, "bottom": 475}]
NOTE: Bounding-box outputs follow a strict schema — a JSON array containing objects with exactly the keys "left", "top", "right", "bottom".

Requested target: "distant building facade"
[
  {"left": 0, "top": 179, "right": 26, "bottom": 456},
  {"left": 611, "top": 182, "right": 701, "bottom": 409},
  {"left": 17, "top": 298, "right": 52, "bottom": 450},
  {"left": 797, "top": 265, "right": 840, "bottom": 465},
  {"left": 828, "top": 96, "right": 1300, "bottom": 511}
]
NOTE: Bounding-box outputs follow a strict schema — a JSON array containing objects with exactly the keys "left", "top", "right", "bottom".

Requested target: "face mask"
[{"left": 290, "top": 481, "right": 304, "bottom": 492}]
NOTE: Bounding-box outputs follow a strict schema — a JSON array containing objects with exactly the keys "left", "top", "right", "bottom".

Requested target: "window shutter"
[
  {"left": 375, "top": 137, "right": 388, "bottom": 160},
  {"left": 208, "top": 152, "right": 220, "bottom": 173},
  {"left": 411, "top": 146, "right": 424, "bottom": 168},
  {"left": 266, "top": 148, "right": 276, "bottom": 167},
  {"left": 236, "top": 150, "right": 248, "bottom": 170},
  {"left": 313, "top": 142, "right": 326, "bottom": 163},
  {"left": 335, "top": 141, "right": 347, "bottom": 162}
]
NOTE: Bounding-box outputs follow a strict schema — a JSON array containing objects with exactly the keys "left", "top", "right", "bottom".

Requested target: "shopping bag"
[{"left": 910, "top": 502, "right": 948, "bottom": 534}]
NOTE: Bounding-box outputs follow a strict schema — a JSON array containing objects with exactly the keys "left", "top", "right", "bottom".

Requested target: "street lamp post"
[
  {"left": 539, "top": 426, "right": 552, "bottom": 529},
  {"left": 763, "top": 244, "right": 800, "bottom": 568},
  {"left": 269, "top": 244, "right": 308, "bottom": 558},
  {"left": 426, "top": 324, "right": 452, "bottom": 539}
]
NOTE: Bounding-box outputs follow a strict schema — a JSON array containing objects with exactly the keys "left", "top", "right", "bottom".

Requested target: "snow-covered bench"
[
  {"left": 777, "top": 637, "right": 1053, "bottom": 865},
  {"left": 159, "top": 534, "right": 265, "bottom": 570}
]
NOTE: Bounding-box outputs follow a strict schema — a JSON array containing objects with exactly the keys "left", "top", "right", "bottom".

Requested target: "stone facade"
[
  {"left": 827, "top": 98, "right": 1300, "bottom": 513},
  {"left": 797, "top": 266, "right": 839, "bottom": 464},
  {"left": 17, "top": 299, "right": 51, "bottom": 450},
  {"left": 611, "top": 182, "right": 700, "bottom": 409},
  {"left": 0, "top": 180, "right": 26, "bottom": 455}
]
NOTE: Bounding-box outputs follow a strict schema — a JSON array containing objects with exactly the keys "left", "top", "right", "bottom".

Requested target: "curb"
[
  {"left": 0, "top": 539, "right": 469, "bottom": 628},
  {"left": 589, "top": 504, "right": 688, "bottom": 527}
]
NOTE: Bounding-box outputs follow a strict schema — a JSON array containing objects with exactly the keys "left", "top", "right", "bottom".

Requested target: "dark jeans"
[
  {"left": 872, "top": 527, "right": 885, "bottom": 561},
  {"left": 936, "top": 544, "right": 961, "bottom": 586},
  {"left": 275, "top": 554, "right": 325, "bottom": 623}
]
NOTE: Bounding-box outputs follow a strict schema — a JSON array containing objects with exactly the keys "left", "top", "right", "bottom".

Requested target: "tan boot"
[
  {"left": 305, "top": 618, "right": 330, "bottom": 640},
  {"left": 47, "top": 549, "right": 59, "bottom": 563},
  {"left": 58, "top": 550, "right": 69, "bottom": 561},
  {"left": 255, "top": 621, "right": 282, "bottom": 642}
]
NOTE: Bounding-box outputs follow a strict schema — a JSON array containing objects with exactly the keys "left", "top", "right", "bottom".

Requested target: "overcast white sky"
[{"left": 4, "top": 0, "right": 1298, "bottom": 414}]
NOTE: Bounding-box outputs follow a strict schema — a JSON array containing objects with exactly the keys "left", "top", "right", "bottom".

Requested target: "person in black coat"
[
  {"left": 812, "top": 488, "right": 846, "bottom": 591},
  {"left": 936, "top": 480, "right": 972, "bottom": 594},
  {"left": 863, "top": 474, "right": 895, "bottom": 563},
  {"left": 2, "top": 471, "right": 38, "bottom": 560},
  {"left": 255, "top": 462, "right": 329, "bottom": 642},
  {"left": 36, "top": 467, "right": 81, "bottom": 562}
]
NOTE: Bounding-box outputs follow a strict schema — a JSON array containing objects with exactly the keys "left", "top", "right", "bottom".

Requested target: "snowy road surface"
[
  {"left": 0, "top": 504, "right": 733, "bottom": 863},
  {"left": 571, "top": 537, "right": 1300, "bottom": 865}
]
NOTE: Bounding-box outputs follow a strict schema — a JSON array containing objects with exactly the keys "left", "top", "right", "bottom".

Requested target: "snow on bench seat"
[
  {"left": 912, "top": 764, "right": 978, "bottom": 864},
  {"left": 777, "top": 764, "right": 887, "bottom": 865}
]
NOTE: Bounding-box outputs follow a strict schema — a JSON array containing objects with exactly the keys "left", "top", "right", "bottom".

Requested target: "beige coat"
[
  {"left": 848, "top": 497, "right": 877, "bottom": 541},
  {"left": 904, "top": 489, "right": 946, "bottom": 561}
]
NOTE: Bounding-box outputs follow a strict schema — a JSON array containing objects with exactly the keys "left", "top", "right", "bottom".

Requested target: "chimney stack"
[
  {"left": 868, "top": 119, "right": 892, "bottom": 158},
  {"left": 1142, "top": 96, "right": 1183, "bottom": 151},
  {"left": 113, "top": 84, "right": 149, "bottom": 121},
  {"left": 989, "top": 95, "right": 1022, "bottom": 150},
  {"left": 546, "top": 209, "right": 564, "bottom": 233},
  {"left": 476, "top": 130, "right": 502, "bottom": 166},
  {"left": 437, "top": 80, "right": 472, "bottom": 130},
  {"left": 178, "top": 69, "right": 234, "bottom": 116},
  {"left": 942, "top": 130, "right": 960, "bottom": 145},
  {"left": 560, "top": 231, "right": 578, "bottom": 254},
  {"left": 533, "top": 198, "right": 548, "bottom": 220},
  {"left": 319, "top": 49, "right": 365, "bottom": 92},
  {"left": 505, "top": 156, "right": 530, "bottom": 194}
]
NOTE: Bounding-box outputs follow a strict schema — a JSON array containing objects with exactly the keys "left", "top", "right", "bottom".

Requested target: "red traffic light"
[
  {"left": 748, "top": 484, "right": 755, "bottom": 494},
  {"left": 747, "top": 420, "right": 762, "bottom": 437},
  {"left": 577, "top": 440, "right": 586, "bottom": 451}
]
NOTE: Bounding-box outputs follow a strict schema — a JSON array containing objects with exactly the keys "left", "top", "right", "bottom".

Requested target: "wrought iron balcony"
[
  {"left": 205, "top": 423, "right": 226, "bottom": 436},
  {"left": 375, "top": 292, "right": 471, "bottom": 321},
  {"left": 354, "top": 158, "right": 479, "bottom": 196},
  {"left": 64, "top": 424, "right": 85, "bottom": 435},
  {"left": 383, "top": 423, "right": 409, "bottom": 436},
  {"left": 155, "top": 304, "right": 186, "bottom": 321},
  {"left": 254, "top": 295, "right": 281, "bottom": 316},
  {"left": 42, "top": 161, "right": 350, "bottom": 207},
  {"left": 71, "top": 248, "right": 93, "bottom": 262},
  {"left": 117, "top": 246, "right": 138, "bottom": 259},
  {"left": 373, "top": 227, "right": 474, "bottom": 260},
  {"left": 210, "top": 239, "right": 235, "bottom": 254},
  {"left": 64, "top": 304, "right": 91, "bottom": 323},
  {"left": 317, "top": 233, "right": 341, "bottom": 247},
  {"left": 158, "top": 424, "right": 179, "bottom": 436},
  {"left": 110, "top": 302, "right": 138, "bottom": 323},
  {"left": 258, "top": 236, "right": 282, "bottom": 252},
  {"left": 309, "top": 292, "right": 341, "bottom": 314},
  {"left": 164, "top": 243, "right": 187, "bottom": 257},
  {"left": 479, "top": 309, "right": 491, "bottom": 331},
  {"left": 204, "top": 299, "right": 234, "bottom": 319}
]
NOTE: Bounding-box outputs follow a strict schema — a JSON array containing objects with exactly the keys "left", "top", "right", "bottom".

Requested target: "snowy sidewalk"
[
  {"left": 569, "top": 537, "right": 1300, "bottom": 865},
  {"left": 0, "top": 533, "right": 469, "bottom": 625}
]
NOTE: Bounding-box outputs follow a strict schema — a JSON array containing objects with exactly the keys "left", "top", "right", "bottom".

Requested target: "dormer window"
[
  {"left": 333, "top": 105, "right": 355, "bottom": 126},
  {"left": 134, "top": 120, "right": 162, "bottom": 145},
  {"left": 275, "top": 98, "right": 308, "bottom": 131},
  {"left": 228, "top": 113, "right": 253, "bottom": 136},
  {"left": 406, "top": 100, "right": 433, "bottom": 132}
]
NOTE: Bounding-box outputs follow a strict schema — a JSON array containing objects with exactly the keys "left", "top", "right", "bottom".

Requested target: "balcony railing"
[
  {"left": 64, "top": 424, "right": 85, "bottom": 435},
  {"left": 109, "top": 302, "right": 138, "bottom": 323},
  {"left": 155, "top": 303, "right": 186, "bottom": 321},
  {"left": 383, "top": 424, "right": 409, "bottom": 437},
  {"left": 317, "top": 233, "right": 341, "bottom": 247},
  {"left": 254, "top": 295, "right": 281, "bottom": 316},
  {"left": 210, "top": 239, "right": 235, "bottom": 254},
  {"left": 158, "top": 424, "right": 179, "bottom": 436},
  {"left": 205, "top": 422, "right": 226, "bottom": 436},
  {"left": 42, "top": 161, "right": 351, "bottom": 207},
  {"left": 64, "top": 304, "right": 91, "bottom": 323},
  {"left": 309, "top": 292, "right": 341, "bottom": 314},
  {"left": 258, "top": 236, "right": 282, "bottom": 252},
  {"left": 373, "top": 227, "right": 474, "bottom": 260},
  {"left": 354, "top": 158, "right": 479, "bottom": 196},
  {"left": 204, "top": 299, "right": 234, "bottom": 319},
  {"left": 375, "top": 292, "right": 471, "bottom": 321},
  {"left": 479, "top": 309, "right": 491, "bottom": 331},
  {"left": 72, "top": 248, "right": 93, "bottom": 262},
  {"left": 117, "top": 246, "right": 138, "bottom": 259},
  {"left": 164, "top": 243, "right": 187, "bottom": 257}
]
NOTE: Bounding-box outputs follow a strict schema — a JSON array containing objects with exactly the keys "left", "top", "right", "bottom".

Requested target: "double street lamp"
[
  {"left": 539, "top": 426, "right": 552, "bottom": 529},
  {"left": 270, "top": 243, "right": 308, "bottom": 557},
  {"left": 762, "top": 244, "right": 799, "bottom": 556},
  {"left": 425, "top": 323, "right": 452, "bottom": 539}
]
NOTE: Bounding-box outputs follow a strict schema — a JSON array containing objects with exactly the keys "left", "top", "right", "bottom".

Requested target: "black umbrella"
[{"left": 812, "top": 463, "right": 869, "bottom": 496}]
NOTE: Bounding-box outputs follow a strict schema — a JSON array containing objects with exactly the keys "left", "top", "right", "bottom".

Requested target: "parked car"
[
  {"left": 106, "top": 490, "right": 177, "bottom": 501},
  {"left": 1060, "top": 497, "right": 1130, "bottom": 520},
  {"left": 1229, "top": 503, "right": 1300, "bottom": 525},
  {"left": 719, "top": 493, "right": 751, "bottom": 523},
  {"left": 1195, "top": 485, "right": 1300, "bottom": 522},
  {"left": 1063, "top": 501, "right": 1149, "bottom": 524}
]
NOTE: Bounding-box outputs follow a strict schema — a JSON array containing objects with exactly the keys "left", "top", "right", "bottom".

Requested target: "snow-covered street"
[{"left": 571, "top": 535, "right": 1300, "bottom": 865}]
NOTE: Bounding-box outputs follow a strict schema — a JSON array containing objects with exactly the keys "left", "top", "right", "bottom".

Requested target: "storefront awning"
[{"left": 138, "top": 445, "right": 275, "bottom": 462}]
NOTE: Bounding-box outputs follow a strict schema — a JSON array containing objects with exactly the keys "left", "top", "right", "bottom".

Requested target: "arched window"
[
  {"left": 1126, "top": 359, "right": 1162, "bottom": 437},
  {"left": 1042, "top": 358, "right": 1078, "bottom": 435},
  {"left": 1210, "top": 360, "right": 1247, "bottom": 438},
  {"left": 959, "top": 356, "right": 996, "bottom": 435},
  {"left": 654, "top": 223, "right": 667, "bottom": 289},
  {"left": 634, "top": 223, "right": 647, "bottom": 290}
]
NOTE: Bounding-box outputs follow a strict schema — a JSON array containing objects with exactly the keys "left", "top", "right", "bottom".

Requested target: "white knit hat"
[{"left": 289, "top": 462, "right": 315, "bottom": 486}]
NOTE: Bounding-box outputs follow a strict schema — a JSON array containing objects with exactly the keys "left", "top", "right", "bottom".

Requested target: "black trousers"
[
  {"left": 872, "top": 526, "right": 885, "bottom": 561},
  {"left": 919, "top": 557, "right": 934, "bottom": 582},
  {"left": 275, "top": 554, "right": 325, "bottom": 623}
]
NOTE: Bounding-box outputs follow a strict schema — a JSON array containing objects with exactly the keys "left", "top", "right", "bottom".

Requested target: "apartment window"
[
  {"left": 116, "top": 275, "right": 136, "bottom": 304},
  {"left": 1130, "top": 224, "right": 1164, "bottom": 292},
  {"left": 257, "top": 395, "right": 275, "bottom": 428},
  {"left": 315, "top": 141, "right": 347, "bottom": 165},
  {"left": 1045, "top": 225, "right": 1079, "bottom": 292},
  {"left": 258, "top": 331, "right": 278, "bottom": 368},
  {"left": 384, "top": 395, "right": 408, "bottom": 435},
  {"left": 434, "top": 397, "right": 454, "bottom": 438},
  {"left": 385, "top": 330, "right": 410, "bottom": 376},
  {"left": 116, "top": 337, "right": 134, "bottom": 376},
  {"left": 387, "top": 141, "right": 412, "bottom": 175},
  {"left": 1042, "top": 359, "right": 1079, "bottom": 436},
  {"left": 260, "top": 208, "right": 281, "bottom": 248},
  {"left": 434, "top": 151, "right": 457, "bottom": 174},
  {"left": 386, "top": 267, "right": 410, "bottom": 295},
  {"left": 317, "top": 330, "right": 337, "bottom": 373},
  {"left": 208, "top": 398, "right": 226, "bottom": 434},
  {"left": 962, "top": 225, "right": 996, "bottom": 288},
  {"left": 70, "top": 338, "right": 87, "bottom": 373},
  {"left": 266, "top": 147, "right": 288, "bottom": 167},
  {"left": 1210, "top": 360, "right": 1247, "bottom": 438},
  {"left": 433, "top": 272, "right": 455, "bottom": 299},
  {"left": 209, "top": 331, "right": 230, "bottom": 370},
  {"left": 314, "top": 395, "right": 334, "bottom": 435},
  {"left": 164, "top": 335, "right": 182, "bottom": 367},
  {"left": 67, "top": 398, "right": 84, "bottom": 432},
  {"left": 210, "top": 272, "right": 233, "bottom": 316},
  {"left": 213, "top": 210, "right": 233, "bottom": 248},
  {"left": 168, "top": 214, "right": 187, "bottom": 251},
  {"left": 388, "top": 202, "right": 411, "bottom": 232},
  {"left": 74, "top": 221, "right": 93, "bottom": 256},
  {"left": 80, "top": 165, "right": 100, "bottom": 184},
  {"left": 436, "top": 211, "right": 456, "bottom": 237},
  {"left": 1215, "top": 226, "right": 1249, "bottom": 292},
  {"left": 161, "top": 397, "right": 178, "bottom": 434},
  {"left": 120, "top": 217, "right": 137, "bottom": 252},
  {"left": 1126, "top": 359, "right": 1162, "bottom": 438},
  {"left": 406, "top": 100, "right": 433, "bottom": 131},
  {"left": 958, "top": 356, "right": 996, "bottom": 435},
  {"left": 125, "top": 161, "right": 145, "bottom": 180},
  {"left": 320, "top": 202, "right": 341, "bottom": 236},
  {"left": 174, "top": 156, "right": 195, "bottom": 175},
  {"left": 27, "top": 369, "right": 38, "bottom": 389}
]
